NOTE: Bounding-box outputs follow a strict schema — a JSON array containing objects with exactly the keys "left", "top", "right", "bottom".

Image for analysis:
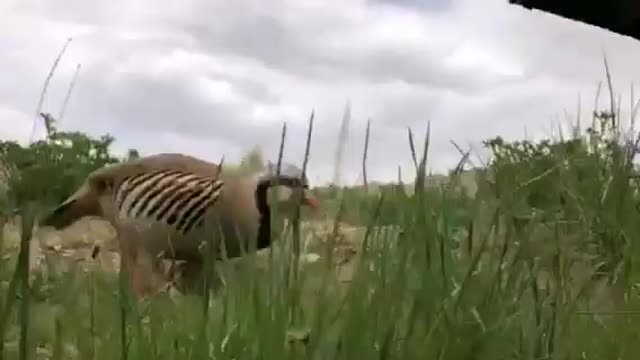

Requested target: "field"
[
  {"left": 2, "top": 69, "right": 640, "bottom": 358},
  {"left": 2, "top": 123, "right": 640, "bottom": 360}
]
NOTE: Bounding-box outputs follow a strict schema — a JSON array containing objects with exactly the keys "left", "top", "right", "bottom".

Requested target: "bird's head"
[
  {"left": 256, "top": 164, "right": 319, "bottom": 211},
  {"left": 40, "top": 169, "right": 115, "bottom": 230}
]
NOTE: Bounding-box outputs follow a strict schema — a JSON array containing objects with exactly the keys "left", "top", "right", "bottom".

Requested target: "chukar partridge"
[{"left": 39, "top": 153, "right": 319, "bottom": 299}]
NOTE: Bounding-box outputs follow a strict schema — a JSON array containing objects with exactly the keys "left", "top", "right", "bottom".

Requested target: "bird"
[{"left": 39, "top": 153, "right": 319, "bottom": 299}]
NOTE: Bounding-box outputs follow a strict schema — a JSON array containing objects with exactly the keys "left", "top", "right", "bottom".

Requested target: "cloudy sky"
[{"left": 2, "top": 0, "right": 640, "bottom": 186}]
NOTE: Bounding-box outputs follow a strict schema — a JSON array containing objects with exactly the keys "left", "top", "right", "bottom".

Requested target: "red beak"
[{"left": 303, "top": 193, "right": 320, "bottom": 209}]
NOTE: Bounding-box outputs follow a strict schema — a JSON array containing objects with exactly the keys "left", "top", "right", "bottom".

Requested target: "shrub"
[{"left": 0, "top": 113, "right": 121, "bottom": 214}]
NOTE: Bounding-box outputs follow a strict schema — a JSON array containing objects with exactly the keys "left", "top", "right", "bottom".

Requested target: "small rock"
[
  {"left": 302, "top": 253, "right": 320, "bottom": 264},
  {"left": 286, "top": 328, "right": 310, "bottom": 344}
]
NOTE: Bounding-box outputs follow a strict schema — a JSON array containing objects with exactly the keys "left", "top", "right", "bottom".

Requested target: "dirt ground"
[{"left": 1, "top": 216, "right": 366, "bottom": 286}]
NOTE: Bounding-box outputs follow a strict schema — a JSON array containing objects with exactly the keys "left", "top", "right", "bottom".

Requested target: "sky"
[{"left": 2, "top": 0, "right": 640, "bottom": 186}]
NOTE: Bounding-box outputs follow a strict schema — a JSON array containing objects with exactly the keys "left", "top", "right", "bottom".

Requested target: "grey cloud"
[
  {"left": 11, "top": 0, "right": 117, "bottom": 25},
  {"left": 461, "top": 3, "right": 640, "bottom": 86},
  {"left": 13, "top": 0, "right": 522, "bottom": 97},
  {"left": 64, "top": 70, "right": 270, "bottom": 147},
  {"left": 4, "top": 0, "right": 640, "bottom": 186},
  {"left": 324, "top": 48, "right": 498, "bottom": 93},
  {"left": 365, "top": 88, "right": 444, "bottom": 130},
  {"left": 56, "top": 59, "right": 321, "bottom": 169},
  {"left": 174, "top": 2, "right": 510, "bottom": 93}
]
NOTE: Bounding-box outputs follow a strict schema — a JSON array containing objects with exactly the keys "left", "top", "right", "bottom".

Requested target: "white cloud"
[
  {"left": 0, "top": 108, "right": 32, "bottom": 144},
  {"left": 2, "top": 0, "right": 640, "bottom": 186},
  {"left": 444, "top": 42, "right": 524, "bottom": 79}
]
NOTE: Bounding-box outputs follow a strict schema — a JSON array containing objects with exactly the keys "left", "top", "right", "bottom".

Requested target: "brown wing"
[
  {"left": 90, "top": 153, "right": 222, "bottom": 186},
  {"left": 40, "top": 153, "right": 223, "bottom": 230}
]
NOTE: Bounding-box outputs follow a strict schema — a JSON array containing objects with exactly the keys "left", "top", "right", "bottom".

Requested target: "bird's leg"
[
  {"left": 130, "top": 250, "right": 166, "bottom": 299},
  {"left": 173, "top": 260, "right": 205, "bottom": 295},
  {"left": 118, "top": 232, "right": 166, "bottom": 300}
]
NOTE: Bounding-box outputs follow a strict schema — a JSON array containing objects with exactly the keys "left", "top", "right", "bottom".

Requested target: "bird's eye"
[{"left": 96, "top": 179, "right": 112, "bottom": 192}]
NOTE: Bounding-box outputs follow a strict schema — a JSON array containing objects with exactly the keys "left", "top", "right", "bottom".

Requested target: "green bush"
[
  {"left": 1, "top": 108, "right": 640, "bottom": 359},
  {"left": 0, "top": 129, "right": 120, "bottom": 214},
  {"left": 481, "top": 112, "right": 640, "bottom": 286}
]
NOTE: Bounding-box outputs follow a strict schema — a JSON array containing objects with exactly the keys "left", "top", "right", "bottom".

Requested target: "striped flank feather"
[{"left": 114, "top": 168, "right": 224, "bottom": 234}]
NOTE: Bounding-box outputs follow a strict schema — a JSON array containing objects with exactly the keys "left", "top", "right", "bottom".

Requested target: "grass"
[
  {"left": 2, "top": 127, "right": 640, "bottom": 359},
  {"left": 2, "top": 51, "right": 640, "bottom": 358}
]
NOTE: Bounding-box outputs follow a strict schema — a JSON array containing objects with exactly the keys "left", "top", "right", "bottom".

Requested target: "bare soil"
[{"left": 2, "top": 216, "right": 365, "bottom": 285}]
